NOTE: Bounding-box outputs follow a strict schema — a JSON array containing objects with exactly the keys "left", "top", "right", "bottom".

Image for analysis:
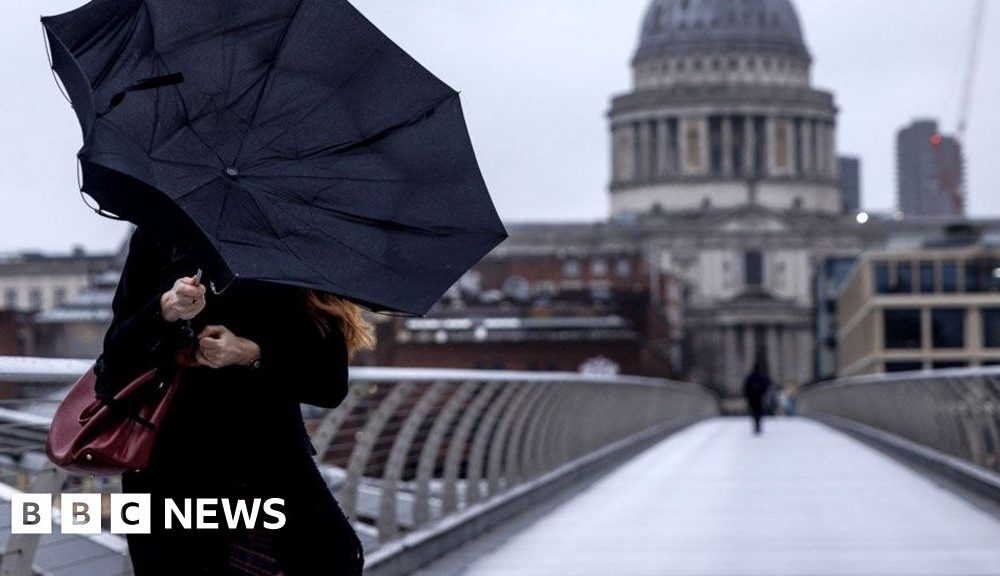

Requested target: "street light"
[{"left": 856, "top": 212, "right": 870, "bottom": 224}]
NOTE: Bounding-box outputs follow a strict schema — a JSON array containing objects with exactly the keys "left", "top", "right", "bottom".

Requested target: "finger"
[
  {"left": 199, "top": 338, "right": 219, "bottom": 351},
  {"left": 196, "top": 350, "right": 215, "bottom": 368},
  {"left": 174, "top": 285, "right": 202, "bottom": 298},
  {"left": 199, "top": 326, "right": 226, "bottom": 339}
]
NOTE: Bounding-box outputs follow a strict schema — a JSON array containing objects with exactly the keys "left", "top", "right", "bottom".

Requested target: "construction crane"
[{"left": 934, "top": 0, "right": 988, "bottom": 216}]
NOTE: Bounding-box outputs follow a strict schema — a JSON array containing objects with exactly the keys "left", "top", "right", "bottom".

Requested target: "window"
[
  {"left": 591, "top": 259, "right": 608, "bottom": 277},
  {"left": 933, "top": 361, "right": 967, "bottom": 370},
  {"left": 3, "top": 288, "right": 16, "bottom": 309},
  {"left": 28, "top": 288, "right": 43, "bottom": 310},
  {"left": 616, "top": 259, "right": 633, "bottom": 278},
  {"left": 919, "top": 262, "right": 935, "bottom": 293},
  {"left": 964, "top": 261, "right": 982, "bottom": 293},
  {"left": 885, "top": 362, "right": 922, "bottom": 374},
  {"left": 745, "top": 251, "right": 764, "bottom": 288},
  {"left": 54, "top": 287, "right": 68, "bottom": 306},
  {"left": 753, "top": 116, "right": 766, "bottom": 175},
  {"left": 874, "top": 262, "right": 891, "bottom": 294},
  {"left": 983, "top": 308, "right": 1000, "bottom": 348},
  {"left": 931, "top": 309, "right": 965, "bottom": 349},
  {"left": 941, "top": 261, "right": 958, "bottom": 293},
  {"left": 883, "top": 309, "right": 921, "bottom": 349},
  {"left": 893, "top": 263, "right": 913, "bottom": 293},
  {"left": 563, "top": 260, "right": 581, "bottom": 278}
]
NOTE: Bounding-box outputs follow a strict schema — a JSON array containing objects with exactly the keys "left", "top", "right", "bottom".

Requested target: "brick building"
[{"left": 373, "top": 248, "right": 687, "bottom": 379}]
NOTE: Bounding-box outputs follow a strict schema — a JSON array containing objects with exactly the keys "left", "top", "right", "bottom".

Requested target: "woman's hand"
[
  {"left": 195, "top": 325, "right": 261, "bottom": 369},
  {"left": 160, "top": 275, "right": 207, "bottom": 323}
]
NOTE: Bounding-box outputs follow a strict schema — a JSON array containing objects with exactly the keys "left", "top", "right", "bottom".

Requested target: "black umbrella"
[{"left": 42, "top": 0, "right": 507, "bottom": 316}]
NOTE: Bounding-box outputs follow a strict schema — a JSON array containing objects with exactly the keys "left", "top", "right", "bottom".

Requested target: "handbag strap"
[{"left": 94, "top": 392, "right": 158, "bottom": 430}]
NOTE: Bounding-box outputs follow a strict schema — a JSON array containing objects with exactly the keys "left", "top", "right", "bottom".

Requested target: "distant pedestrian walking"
[{"left": 743, "top": 362, "right": 772, "bottom": 435}]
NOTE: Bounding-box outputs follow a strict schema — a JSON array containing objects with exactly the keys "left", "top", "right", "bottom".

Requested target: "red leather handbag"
[{"left": 45, "top": 365, "right": 180, "bottom": 475}]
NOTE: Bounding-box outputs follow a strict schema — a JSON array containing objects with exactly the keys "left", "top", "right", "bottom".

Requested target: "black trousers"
[{"left": 748, "top": 396, "right": 765, "bottom": 434}]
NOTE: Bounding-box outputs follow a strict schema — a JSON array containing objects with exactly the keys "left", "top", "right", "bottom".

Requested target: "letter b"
[
  {"left": 11, "top": 494, "right": 52, "bottom": 534},
  {"left": 62, "top": 494, "right": 102, "bottom": 534}
]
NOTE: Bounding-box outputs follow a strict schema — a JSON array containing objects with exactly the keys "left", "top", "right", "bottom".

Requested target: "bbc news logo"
[{"left": 11, "top": 494, "right": 286, "bottom": 534}]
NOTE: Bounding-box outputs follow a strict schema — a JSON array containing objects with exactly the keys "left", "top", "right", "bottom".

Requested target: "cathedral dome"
[{"left": 636, "top": 0, "right": 810, "bottom": 61}]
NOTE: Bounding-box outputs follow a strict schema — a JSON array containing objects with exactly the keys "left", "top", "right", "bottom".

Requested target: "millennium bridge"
[{"left": 1, "top": 357, "right": 998, "bottom": 576}]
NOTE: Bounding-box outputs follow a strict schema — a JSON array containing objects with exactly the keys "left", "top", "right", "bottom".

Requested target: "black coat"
[{"left": 97, "top": 228, "right": 363, "bottom": 575}]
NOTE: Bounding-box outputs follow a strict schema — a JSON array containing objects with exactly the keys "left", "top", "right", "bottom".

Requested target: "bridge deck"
[{"left": 441, "top": 418, "right": 1000, "bottom": 576}]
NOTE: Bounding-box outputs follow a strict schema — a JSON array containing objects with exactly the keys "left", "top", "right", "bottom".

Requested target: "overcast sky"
[{"left": 1, "top": 0, "right": 997, "bottom": 254}]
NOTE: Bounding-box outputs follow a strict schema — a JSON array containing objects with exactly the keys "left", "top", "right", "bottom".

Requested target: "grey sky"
[{"left": 1, "top": 1, "right": 997, "bottom": 254}]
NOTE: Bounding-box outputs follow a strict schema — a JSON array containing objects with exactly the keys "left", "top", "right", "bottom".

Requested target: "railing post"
[
  {"left": 341, "top": 381, "right": 416, "bottom": 518},
  {"left": 442, "top": 382, "right": 501, "bottom": 513},
  {"left": 412, "top": 381, "right": 477, "bottom": 528},
  {"left": 1, "top": 465, "right": 67, "bottom": 576},
  {"left": 377, "top": 381, "right": 450, "bottom": 541}
]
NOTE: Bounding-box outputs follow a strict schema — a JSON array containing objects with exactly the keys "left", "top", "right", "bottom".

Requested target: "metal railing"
[
  {"left": 798, "top": 367, "right": 1000, "bottom": 474},
  {"left": 0, "top": 357, "right": 718, "bottom": 575}
]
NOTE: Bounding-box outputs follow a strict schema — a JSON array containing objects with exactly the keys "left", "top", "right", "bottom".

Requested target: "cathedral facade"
[
  {"left": 609, "top": 0, "right": 858, "bottom": 400},
  {"left": 496, "top": 0, "right": 994, "bottom": 405}
]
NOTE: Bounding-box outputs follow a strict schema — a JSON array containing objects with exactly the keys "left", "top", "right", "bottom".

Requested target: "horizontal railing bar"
[
  {"left": 0, "top": 357, "right": 712, "bottom": 393},
  {"left": 803, "top": 365, "right": 1000, "bottom": 392},
  {"left": 0, "top": 356, "right": 93, "bottom": 383}
]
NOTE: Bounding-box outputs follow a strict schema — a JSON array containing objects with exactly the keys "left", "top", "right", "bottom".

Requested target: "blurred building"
[
  {"left": 487, "top": 0, "right": 1000, "bottom": 408},
  {"left": 813, "top": 256, "right": 858, "bottom": 381},
  {"left": 599, "top": 0, "right": 864, "bottom": 404},
  {"left": 373, "top": 249, "right": 687, "bottom": 379},
  {"left": 838, "top": 156, "right": 861, "bottom": 214},
  {"left": 31, "top": 270, "right": 120, "bottom": 359},
  {"left": 611, "top": 0, "right": 840, "bottom": 216},
  {"left": 0, "top": 246, "right": 117, "bottom": 313},
  {"left": 0, "top": 311, "right": 33, "bottom": 356},
  {"left": 836, "top": 242, "right": 1000, "bottom": 377},
  {"left": 897, "top": 119, "right": 965, "bottom": 218}
]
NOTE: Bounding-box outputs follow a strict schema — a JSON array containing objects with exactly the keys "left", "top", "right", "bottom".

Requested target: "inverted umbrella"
[{"left": 42, "top": 0, "right": 507, "bottom": 316}]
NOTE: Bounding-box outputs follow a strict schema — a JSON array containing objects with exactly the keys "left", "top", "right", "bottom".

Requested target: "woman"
[{"left": 96, "top": 226, "right": 372, "bottom": 575}]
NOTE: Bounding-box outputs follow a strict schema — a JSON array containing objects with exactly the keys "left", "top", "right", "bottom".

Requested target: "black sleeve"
[
  {"left": 94, "top": 229, "right": 191, "bottom": 396},
  {"left": 253, "top": 291, "right": 351, "bottom": 409}
]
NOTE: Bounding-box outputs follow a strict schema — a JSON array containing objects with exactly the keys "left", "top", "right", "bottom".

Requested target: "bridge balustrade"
[
  {"left": 0, "top": 357, "right": 718, "bottom": 575},
  {"left": 799, "top": 367, "right": 1000, "bottom": 474}
]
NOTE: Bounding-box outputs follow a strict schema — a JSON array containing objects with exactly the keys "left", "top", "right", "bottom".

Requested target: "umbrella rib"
[
  {"left": 91, "top": 1, "right": 146, "bottom": 94},
  {"left": 233, "top": 0, "right": 306, "bottom": 165},
  {"left": 251, "top": 185, "right": 486, "bottom": 238},
  {"left": 240, "top": 185, "right": 395, "bottom": 290},
  {"left": 250, "top": 184, "right": 399, "bottom": 272},
  {"left": 237, "top": 42, "right": 393, "bottom": 166},
  {"left": 242, "top": 91, "right": 456, "bottom": 174},
  {"left": 151, "top": 52, "right": 227, "bottom": 168}
]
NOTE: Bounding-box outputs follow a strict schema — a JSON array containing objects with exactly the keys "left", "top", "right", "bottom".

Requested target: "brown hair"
[{"left": 303, "top": 290, "right": 376, "bottom": 358}]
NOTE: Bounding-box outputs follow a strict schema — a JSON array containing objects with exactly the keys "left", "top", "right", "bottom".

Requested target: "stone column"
[
  {"left": 796, "top": 329, "right": 813, "bottom": 383},
  {"left": 742, "top": 325, "right": 756, "bottom": 374},
  {"left": 767, "top": 325, "right": 781, "bottom": 384},
  {"left": 815, "top": 122, "right": 826, "bottom": 178},
  {"left": 656, "top": 119, "right": 669, "bottom": 178},
  {"left": 801, "top": 120, "right": 813, "bottom": 177},
  {"left": 827, "top": 122, "right": 838, "bottom": 179},
  {"left": 725, "top": 326, "right": 739, "bottom": 392},
  {"left": 811, "top": 120, "right": 821, "bottom": 178},
  {"left": 782, "top": 327, "right": 796, "bottom": 383}
]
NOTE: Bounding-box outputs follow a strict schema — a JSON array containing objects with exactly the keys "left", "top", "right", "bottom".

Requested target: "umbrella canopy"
[{"left": 42, "top": 0, "right": 507, "bottom": 316}]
